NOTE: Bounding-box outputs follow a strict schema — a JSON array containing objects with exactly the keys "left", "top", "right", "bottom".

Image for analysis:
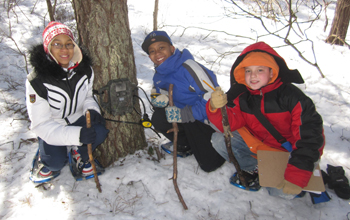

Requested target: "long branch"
[{"left": 168, "top": 84, "right": 188, "bottom": 210}]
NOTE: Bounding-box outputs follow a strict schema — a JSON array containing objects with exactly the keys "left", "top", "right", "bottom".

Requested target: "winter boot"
[
  {"left": 71, "top": 147, "right": 93, "bottom": 176},
  {"left": 69, "top": 146, "right": 105, "bottom": 181},
  {"left": 29, "top": 149, "right": 60, "bottom": 184},
  {"left": 230, "top": 170, "right": 261, "bottom": 191},
  {"left": 161, "top": 142, "right": 192, "bottom": 158},
  {"left": 39, "top": 166, "right": 52, "bottom": 177}
]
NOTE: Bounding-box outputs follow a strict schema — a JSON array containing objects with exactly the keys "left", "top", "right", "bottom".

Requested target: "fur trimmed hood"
[{"left": 29, "top": 44, "right": 92, "bottom": 80}]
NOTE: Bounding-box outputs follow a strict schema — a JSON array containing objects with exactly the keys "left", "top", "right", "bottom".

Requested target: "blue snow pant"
[
  {"left": 38, "top": 116, "right": 109, "bottom": 171},
  {"left": 211, "top": 130, "right": 257, "bottom": 172}
]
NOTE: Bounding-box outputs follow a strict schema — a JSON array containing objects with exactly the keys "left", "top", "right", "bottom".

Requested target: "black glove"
[
  {"left": 79, "top": 126, "right": 96, "bottom": 144},
  {"left": 89, "top": 110, "right": 106, "bottom": 126}
]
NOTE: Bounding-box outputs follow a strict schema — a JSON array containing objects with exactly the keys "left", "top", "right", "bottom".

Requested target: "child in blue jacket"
[{"left": 142, "top": 30, "right": 225, "bottom": 172}]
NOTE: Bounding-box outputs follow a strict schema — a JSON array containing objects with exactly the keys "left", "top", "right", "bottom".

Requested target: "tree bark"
[
  {"left": 326, "top": 0, "right": 350, "bottom": 46},
  {"left": 153, "top": 0, "right": 159, "bottom": 31},
  {"left": 72, "top": 0, "right": 147, "bottom": 167},
  {"left": 46, "top": 0, "right": 55, "bottom": 21}
]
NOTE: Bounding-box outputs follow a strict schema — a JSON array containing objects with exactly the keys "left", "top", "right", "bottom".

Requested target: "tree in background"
[
  {"left": 72, "top": 0, "right": 147, "bottom": 167},
  {"left": 153, "top": 0, "right": 159, "bottom": 31},
  {"left": 326, "top": 0, "right": 350, "bottom": 47},
  {"left": 46, "top": 0, "right": 57, "bottom": 21}
]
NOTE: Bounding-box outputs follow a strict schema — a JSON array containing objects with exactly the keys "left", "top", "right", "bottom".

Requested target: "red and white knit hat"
[{"left": 42, "top": 21, "right": 82, "bottom": 64}]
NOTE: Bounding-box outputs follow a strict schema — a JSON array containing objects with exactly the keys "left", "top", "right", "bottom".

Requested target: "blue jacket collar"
[{"left": 155, "top": 49, "right": 194, "bottom": 75}]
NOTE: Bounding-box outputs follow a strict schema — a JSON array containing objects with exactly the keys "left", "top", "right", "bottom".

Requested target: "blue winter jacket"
[{"left": 153, "top": 49, "right": 219, "bottom": 123}]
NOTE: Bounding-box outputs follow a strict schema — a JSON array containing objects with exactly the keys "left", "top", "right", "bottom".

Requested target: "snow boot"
[
  {"left": 161, "top": 142, "right": 192, "bottom": 158},
  {"left": 230, "top": 171, "right": 261, "bottom": 191},
  {"left": 71, "top": 147, "right": 94, "bottom": 176},
  {"left": 29, "top": 149, "right": 60, "bottom": 184},
  {"left": 326, "top": 164, "right": 350, "bottom": 199},
  {"left": 69, "top": 147, "right": 104, "bottom": 181}
]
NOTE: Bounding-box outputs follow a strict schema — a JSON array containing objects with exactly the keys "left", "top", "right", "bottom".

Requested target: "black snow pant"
[{"left": 152, "top": 107, "right": 225, "bottom": 172}]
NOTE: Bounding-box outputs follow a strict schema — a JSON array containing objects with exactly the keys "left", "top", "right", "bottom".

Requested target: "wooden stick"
[
  {"left": 221, "top": 107, "right": 247, "bottom": 187},
  {"left": 202, "top": 80, "right": 247, "bottom": 187},
  {"left": 168, "top": 84, "right": 188, "bottom": 210},
  {"left": 85, "top": 110, "right": 102, "bottom": 193}
]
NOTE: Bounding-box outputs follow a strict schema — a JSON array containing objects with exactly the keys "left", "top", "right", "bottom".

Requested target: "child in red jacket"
[{"left": 206, "top": 42, "right": 325, "bottom": 197}]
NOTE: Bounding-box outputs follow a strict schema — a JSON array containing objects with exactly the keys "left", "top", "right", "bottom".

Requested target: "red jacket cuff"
[{"left": 284, "top": 163, "right": 313, "bottom": 188}]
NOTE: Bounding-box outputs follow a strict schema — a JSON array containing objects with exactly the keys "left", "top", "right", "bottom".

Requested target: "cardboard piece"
[{"left": 257, "top": 150, "right": 325, "bottom": 193}]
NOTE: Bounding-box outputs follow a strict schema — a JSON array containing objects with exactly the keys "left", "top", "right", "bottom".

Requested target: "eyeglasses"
[{"left": 51, "top": 42, "right": 75, "bottom": 50}]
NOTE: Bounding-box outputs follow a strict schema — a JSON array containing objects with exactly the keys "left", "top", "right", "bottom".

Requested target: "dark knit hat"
[
  {"left": 42, "top": 21, "right": 82, "bottom": 64},
  {"left": 141, "top": 31, "right": 173, "bottom": 54}
]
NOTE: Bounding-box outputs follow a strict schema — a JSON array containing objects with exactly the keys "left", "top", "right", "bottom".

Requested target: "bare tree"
[
  {"left": 0, "top": 0, "right": 30, "bottom": 75},
  {"left": 222, "top": 0, "right": 325, "bottom": 78},
  {"left": 326, "top": 0, "right": 350, "bottom": 47},
  {"left": 46, "top": 0, "right": 57, "bottom": 21},
  {"left": 72, "top": 0, "right": 147, "bottom": 167},
  {"left": 153, "top": 0, "right": 159, "bottom": 31}
]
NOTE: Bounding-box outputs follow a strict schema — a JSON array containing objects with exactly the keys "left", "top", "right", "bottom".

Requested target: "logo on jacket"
[
  {"left": 189, "top": 85, "right": 195, "bottom": 92},
  {"left": 29, "top": 94, "right": 36, "bottom": 103}
]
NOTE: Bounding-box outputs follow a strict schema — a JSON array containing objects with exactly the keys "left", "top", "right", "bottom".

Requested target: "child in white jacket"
[{"left": 26, "top": 22, "right": 109, "bottom": 182}]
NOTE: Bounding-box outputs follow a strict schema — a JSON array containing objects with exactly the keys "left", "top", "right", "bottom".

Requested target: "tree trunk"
[
  {"left": 72, "top": 0, "right": 147, "bottom": 167},
  {"left": 326, "top": 0, "right": 350, "bottom": 46},
  {"left": 46, "top": 0, "right": 55, "bottom": 21},
  {"left": 153, "top": 0, "right": 159, "bottom": 31}
]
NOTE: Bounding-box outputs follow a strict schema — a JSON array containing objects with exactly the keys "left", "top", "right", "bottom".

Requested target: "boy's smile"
[
  {"left": 50, "top": 34, "right": 74, "bottom": 68},
  {"left": 244, "top": 65, "right": 273, "bottom": 90},
  {"left": 148, "top": 41, "right": 175, "bottom": 66}
]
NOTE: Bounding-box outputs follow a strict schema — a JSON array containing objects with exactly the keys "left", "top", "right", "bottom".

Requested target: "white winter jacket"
[{"left": 26, "top": 44, "right": 100, "bottom": 146}]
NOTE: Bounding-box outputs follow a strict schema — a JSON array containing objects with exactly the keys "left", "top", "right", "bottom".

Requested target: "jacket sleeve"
[
  {"left": 206, "top": 101, "right": 224, "bottom": 131},
  {"left": 284, "top": 85, "right": 325, "bottom": 188},
  {"left": 183, "top": 65, "right": 220, "bottom": 122},
  {"left": 206, "top": 97, "right": 245, "bottom": 132},
  {"left": 26, "top": 79, "right": 82, "bottom": 146},
  {"left": 83, "top": 68, "right": 101, "bottom": 114}
]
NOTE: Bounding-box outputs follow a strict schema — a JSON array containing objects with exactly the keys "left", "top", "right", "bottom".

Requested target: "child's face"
[
  {"left": 244, "top": 66, "right": 273, "bottom": 90},
  {"left": 148, "top": 41, "right": 175, "bottom": 66},
  {"left": 50, "top": 34, "right": 75, "bottom": 68}
]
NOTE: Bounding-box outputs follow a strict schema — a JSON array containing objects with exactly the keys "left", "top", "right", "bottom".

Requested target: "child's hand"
[
  {"left": 165, "top": 106, "right": 182, "bottom": 123},
  {"left": 210, "top": 87, "right": 227, "bottom": 110},
  {"left": 276, "top": 179, "right": 302, "bottom": 195},
  {"left": 151, "top": 94, "right": 169, "bottom": 108},
  {"left": 80, "top": 126, "right": 96, "bottom": 144}
]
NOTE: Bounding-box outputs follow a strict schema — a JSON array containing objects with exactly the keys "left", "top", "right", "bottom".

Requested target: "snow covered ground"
[{"left": 0, "top": 0, "right": 349, "bottom": 219}]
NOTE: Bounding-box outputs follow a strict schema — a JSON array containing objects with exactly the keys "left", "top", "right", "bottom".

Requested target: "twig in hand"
[{"left": 86, "top": 110, "right": 102, "bottom": 193}]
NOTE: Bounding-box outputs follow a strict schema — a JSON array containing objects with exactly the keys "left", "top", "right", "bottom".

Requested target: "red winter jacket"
[{"left": 207, "top": 42, "right": 325, "bottom": 188}]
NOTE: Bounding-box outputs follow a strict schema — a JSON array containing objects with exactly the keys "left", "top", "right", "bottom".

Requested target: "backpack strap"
[
  {"left": 182, "top": 59, "right": 216, "bottom": 101},
  {"left": 248, "top": 96, "right": 292, "bottom": 152}
]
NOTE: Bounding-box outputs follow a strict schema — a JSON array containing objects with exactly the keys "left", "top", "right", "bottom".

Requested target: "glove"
[
  {"left": 210, "top": 87, "right": 227, "bottom": 110},
  {"left": 151, "top": 94, "right": 169, "bottom": 108},
  {"left": 79, "top": 126, "right": 96, "bottom": 144},
  {"left": 165, "top": 106, "right": 182, "bottom": 123},
  {"left": 89, "top": 110, "right": 106, "bottom": 126},
  {"left": 276, "top": 179, "right": 302, "bottom": 195}
]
